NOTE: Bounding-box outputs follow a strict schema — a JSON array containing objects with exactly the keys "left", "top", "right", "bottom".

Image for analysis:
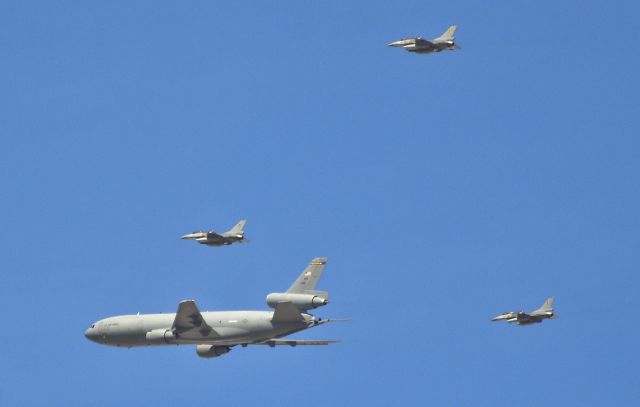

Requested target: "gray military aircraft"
[
  {"left": 492, "top": 297, "right": 557, "bottom": 326},
  {"left": 181, "top": 220, "right": 248, "bottom": 246},
  {"left": 388, "top": 25, "right": 460, "bottom": 54},
  {"left": 85, "top": 257, "right": 342, "bottom": 359}
]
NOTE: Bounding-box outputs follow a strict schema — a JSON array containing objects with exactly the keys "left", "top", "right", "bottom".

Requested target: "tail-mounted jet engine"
[
  {"left": 196, "top": 345, "right": 231, "bottom": 359},
  {"left": 266, "top": 292, "right": 329, "bottom": 311}
]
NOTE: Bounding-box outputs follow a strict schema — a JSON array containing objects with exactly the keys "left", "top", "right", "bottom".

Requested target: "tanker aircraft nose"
[{"left": 84, "top": 324, "right": 100, "bottom": 342}]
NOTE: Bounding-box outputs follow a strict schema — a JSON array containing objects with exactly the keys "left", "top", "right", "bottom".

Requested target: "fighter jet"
[
  {"left": 181, "top": 220, "right": 248, "bottom": 246},
  {"left": 492, "top": 297, "right": 557, "bottom": 326},
  {"left": 85, "top": 257, "right": 343, "bottom": 359},
  {"left": 388, "top": 25, "right": 460, "bottom": 54}
]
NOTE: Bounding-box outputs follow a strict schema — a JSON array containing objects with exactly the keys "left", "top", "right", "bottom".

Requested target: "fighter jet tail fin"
[
  {"left": 287, "top": 257, "right": 327, "bottom": 293},
  {"left": 227, "top": 220, "right": 247, "bottom": 235},
  {"left": 435, "top": 25, "right": 457, "bottom": 42},
  {"left": 535, "top": 297, "right": 554, "bottom": 313}
]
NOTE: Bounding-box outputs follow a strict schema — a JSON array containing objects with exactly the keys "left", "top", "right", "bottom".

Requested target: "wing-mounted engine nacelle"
[
  {"left": 145, "top": 329, "right": 176, "bottom": 344},
  {"left": 266, "top": 292, "right": 329, "bottom": 311},
  {"left": 196, "top": 345, "right": 231, "bottom": 359}
]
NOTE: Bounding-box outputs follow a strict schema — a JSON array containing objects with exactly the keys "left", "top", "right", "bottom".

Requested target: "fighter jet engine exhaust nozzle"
[
  {"left": 235, "top": 234, "right": 250, "bottom": 243},
  {"left": 196, "top": 345, "right": 231, "bottom": 359},
  {"left": 266, "top": 292, "right": 328, "bottom": 311}
]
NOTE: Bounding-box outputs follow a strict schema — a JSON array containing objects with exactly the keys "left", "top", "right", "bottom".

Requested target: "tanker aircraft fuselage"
[{"left": 85, "top": 310, "right": 321, "bottom": 348}]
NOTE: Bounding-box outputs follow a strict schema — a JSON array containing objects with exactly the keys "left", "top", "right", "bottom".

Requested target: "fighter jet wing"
[
  {"left": 256, "top": 339, "right": 338, "bottom": 347},
  {"left": 172, "top": 300, "right": 218, "bottom": 339},
  {"left": 206, "top": 231, "right": 223, "bottom": 239},
  {"left": 516, "top": 312, "right": 534, "bottom": 322}
]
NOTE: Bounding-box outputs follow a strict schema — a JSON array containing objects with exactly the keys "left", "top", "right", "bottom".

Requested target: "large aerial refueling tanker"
[{"left": 85, "top": 257, "right": 344, "bottom": 359}]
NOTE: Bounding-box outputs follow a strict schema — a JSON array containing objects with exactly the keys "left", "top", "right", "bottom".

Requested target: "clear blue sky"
[{"left": 1, "top": 1, "right": 639, "bottom": 405}]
